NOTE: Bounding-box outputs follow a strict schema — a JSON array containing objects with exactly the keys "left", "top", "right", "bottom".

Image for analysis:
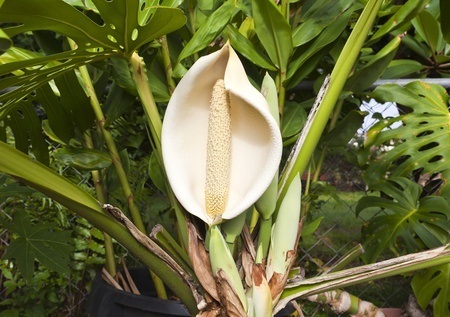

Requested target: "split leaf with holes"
[
  {"left": 356, "top": 177, "right": 450, "bottom": 263},
  {"left": 0, "top": 0, "right": 186, "bottom": 115},
  {"left": 362, "top": 82, "right": 450, "bottom": 186}
]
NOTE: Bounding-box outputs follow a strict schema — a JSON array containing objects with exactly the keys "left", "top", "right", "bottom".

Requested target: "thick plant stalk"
[
  {"left": 278, "top": 0, "right": 384, "bottom": 202},
  {"left": 160, "top": 36, "right": 176, "bottom": 95},
  {"left": 209, "top": 225, "right": 248, "bottom": 313},
  {"left": 308, "top": 290, "right": 385, "bottom": 317},
  {"left": 0, "top": 142, "right": 199, "bottom": 314},
  {"left": 129, "top": 51, "right": 189, "bottom": 251},
  {"left": 255, "top": 73, "right": 280, "bottom": 261},
  {"left": 69, "top": 41, "right": 145, "bottom": 234},
  {"left": 69, "top": 40, "right": 166, "bottom": 298},
  {"left": 275, "top": 243, "right": 450, "bottom": 314}
]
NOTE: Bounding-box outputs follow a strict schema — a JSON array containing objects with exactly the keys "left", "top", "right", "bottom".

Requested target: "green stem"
[
  {"left": 277, "top": 244, "right": 450, "bottom": 309},
  {"left": 84, "top": 130, "right": 116, "bottom": 276},
  {"left": 160, "top": 36, "right": 176, "bottom": 95},
  {"left": 280, "top": 0, "right": 289, "bottom": 22},
  {"left": 68, "top": 39, "right": 145, "bottom": 234},
  {"left": 151, "top": 224, "right": 194, "bottom": 278},
  {"left": 312, "top": 99, "right": 344, "bottom": 184},
  {"left": 129, "top": 52, "right": 162, "bottom": 149},
  {"left": 278, "top": 0, "right": 384, "bottom": 203},
  {"left": 78, "top": 65, "right": 145, "bottom": 232},
  {"left": 129, "top": 52, "right": 189, "bottom": 252},
  {"left": 248, "top": 207, "right": 260, "bottom": 234},
  {"left": 255, "top": 217, "right": 272, "bottom": 263},
  {"left": 277, "top": 70, "right": 287, "bottom": 125}
]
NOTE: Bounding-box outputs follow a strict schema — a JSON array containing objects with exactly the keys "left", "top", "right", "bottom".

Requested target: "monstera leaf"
[
  {"left": 361, "top": 82, "right": 450, "bottom": 186},
  {"left": 411, "top": 263, "right": 450, "bottom": 316},
  {"left": 356, "top": 177, "right": 450, "bottom": 263},
  {"left": 0, "top": 0, "right": 185, "bottom": 162},
  {"left": 0, "top": 0, "right": 186, "bottom": 116}
]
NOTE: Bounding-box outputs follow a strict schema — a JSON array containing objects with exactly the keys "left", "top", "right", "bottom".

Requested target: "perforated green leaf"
[
  {"left": 0, "top": 0, "right": 185, "bottom": 114},
  {"left": 412, "top": 263, "right": 450, "bottom": 316},
  {"left": 356, "top": 177, "right": 450, "bottom": 263},
  {"left": 363, "top": 82, "right": 450, "bottom": 185}
]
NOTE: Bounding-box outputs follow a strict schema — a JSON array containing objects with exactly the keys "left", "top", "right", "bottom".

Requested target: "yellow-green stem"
[
  {"left": 255, "top": 217, "right": 272, "bottom": 263},
  {"left": 281, "top": 0, "right": 289, "bottom": 22},
  {"left": 249, "top": 207, "right": 260, "bottom": 234},
  {"left": 129, "top": 52, "right": 162, "bottom": 149},
  {"left": 278, "top": 0, "right": 384, "bottom": 203},
  {"left": 77, "top": 66, "right": 145, "bottom": 232},
  {"left": 160, "top": 36, "right": 176, "bottom": 95},
  {"left": 129, "top": 52, "right": 189, "bottom": 250}
]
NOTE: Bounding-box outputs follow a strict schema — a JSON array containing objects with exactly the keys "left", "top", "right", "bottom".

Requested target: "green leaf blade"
[{"left": 252, "top": 0, "right": 293, "bottom": 71}]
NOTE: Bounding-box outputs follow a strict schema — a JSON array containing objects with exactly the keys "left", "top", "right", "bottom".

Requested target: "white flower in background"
[{"left": 162, "top": 42, "right": 282, "bottom": 225}]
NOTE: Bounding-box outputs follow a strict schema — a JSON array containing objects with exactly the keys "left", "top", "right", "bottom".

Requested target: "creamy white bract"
[{"left": 162, "top": 43, "right": 282, "bottom": 225}]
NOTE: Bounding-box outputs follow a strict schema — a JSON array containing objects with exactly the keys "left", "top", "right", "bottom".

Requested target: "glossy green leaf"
[
  {"left": 281, "top": 100, "right": 309, "bottom": 138},
  {"left": 412, "top": 263, "right": 450, "bottom": 316},
  {"left": 1, "top": 48, "right": 95, "bottom": 152},
  {"left": 104, "top": 83, "right": 136, "bottom": 125},
  {"left": 412, "top": 10, "right": 444, "bottom": 54},
  {"left": 323, "top": 110, "right": 366, "bottom": 147},
  {"left": 2, "top": 104, "right": 49, "bottom": 165},
  {"left": 286, "top": 45, "right": 331, "bottom": 89},
  {"left": 0, "top": 0, "right": 185, "bottom": 112},
  {"left": 3, "top": 210, "right": 74, "bottom": 280},
  {"left": 302, "top": 216, "right": 324, "bottom": 237},
  {"left": 292, "top": 0, "right": 353, "bottom": 47},
  {"left": 441, "top": 0, "right": 450, "bottom": 43},
  {"left": 0, "top": 28, "right": 12, "bottom": 52},
  {"left": 177, "top": 1, "right": 234, "bottom": 62},
  {"left": 381, "top": 59, "right": 425, "bottom": 78},
  {"left": 252, "top": 0, "right": 292, "bottom": 71},
  {"left": 364, "top": 82, "right": 450, "bottom": 185},
  {"left": 54, "top": 148, "right": 112, "bottom": 170},
  {"left": 225, "top": 25, "right": 276, "bottom": 71},
  {"left": 0, "top": 141, "right": 103, "bottom": 213},
  {"left": 148, "top": 151, "right": 167, "bottom": 195},
  {"left": 286, "top": 3, "right": 359, "bottom": 85},
  {"left": 278, "top": 0, "right": 384, "bottom": 202},
  {"left": 369, "top": 0, "right": 430, "bottom": 43},
  {"left": 1, "top": 0, "right": 186, "bottom": 57},
  {"left": 346, "top": 35, "right": 401, "bottom": 92},
  {"left": 357, "top": 177, "right": 450, "bottom": 262}
]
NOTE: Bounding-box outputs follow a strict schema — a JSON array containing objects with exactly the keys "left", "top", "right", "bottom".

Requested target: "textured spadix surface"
[{"left": 162, "top": 43, "right": 282, "bottom": 224}]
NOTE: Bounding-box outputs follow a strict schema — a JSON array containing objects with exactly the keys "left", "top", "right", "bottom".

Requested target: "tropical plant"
[{"left": 1, "top": 0, "right": 450, "bottom": 316}]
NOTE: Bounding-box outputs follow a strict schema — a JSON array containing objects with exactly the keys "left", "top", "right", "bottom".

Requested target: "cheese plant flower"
[{"left": 162, "top": 43, "right": 282, "bottom": 225}]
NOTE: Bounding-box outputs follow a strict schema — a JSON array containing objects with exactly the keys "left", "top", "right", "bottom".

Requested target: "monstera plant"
[
  {"left": 359, "top": 81, "right": 450, "bottom": 316},
  {"left": 2, "top": 0, "right": 450, "bottom": 316}
]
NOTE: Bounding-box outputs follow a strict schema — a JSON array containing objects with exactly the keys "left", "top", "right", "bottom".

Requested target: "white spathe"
[{"left": 162, "top": 43, "right": 282, "bottom": 225}]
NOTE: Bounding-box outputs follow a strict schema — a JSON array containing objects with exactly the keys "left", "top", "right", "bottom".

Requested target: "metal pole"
[{"left": 291, "top": 78, "right": 450, "bottom": 91}]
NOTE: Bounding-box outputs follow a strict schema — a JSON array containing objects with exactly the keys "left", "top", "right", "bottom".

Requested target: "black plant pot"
[
  {"left": 86, "top": 268, "right": 190, "bottom": 317},
  {"left": 86, "top": 267, "right": 295, "bottom": 316}
]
